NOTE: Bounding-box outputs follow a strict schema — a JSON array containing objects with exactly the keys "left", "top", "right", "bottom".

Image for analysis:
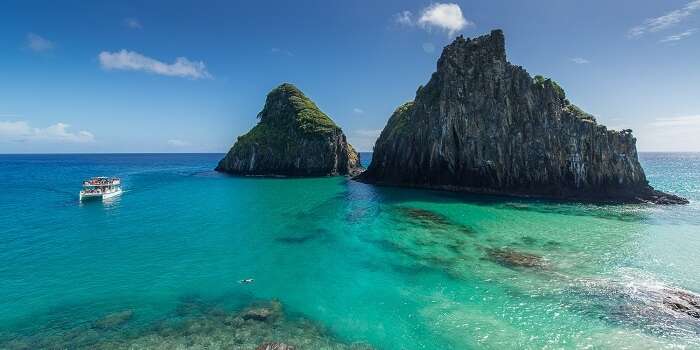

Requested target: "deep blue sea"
[{"left": 1, "top": 152, "right": 699, "bottom": 349}]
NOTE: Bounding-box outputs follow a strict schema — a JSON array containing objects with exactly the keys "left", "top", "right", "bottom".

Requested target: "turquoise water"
[{"left": 1, "top": 153, "right": 699, "bottom": 349}]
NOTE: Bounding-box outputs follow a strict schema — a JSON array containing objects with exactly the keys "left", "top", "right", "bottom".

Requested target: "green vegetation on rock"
[
  {"left": 259, "top": 83, "right": 340, "bottom": 136},
  {"left": 380, "top": 102, "right": 415, "bottom": 141},
  {"left": 532, "top": 76, "right": 596, "bottom": 123},
  {"left": 533, "top": 75, "right": 565, "bottom": 100},
  {"left": 234, "top": 123, "right": 291, "bottom": 152},
  {"left": 232, "top": 83, "right": 341, "bottom": 153},
  {"left": 564, "top": 104, "right": 597, "bottom": 123}
]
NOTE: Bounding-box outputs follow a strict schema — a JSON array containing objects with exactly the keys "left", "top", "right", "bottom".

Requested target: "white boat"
[{"left": 79, "top": 177, "right": 123, "bottom": 201}]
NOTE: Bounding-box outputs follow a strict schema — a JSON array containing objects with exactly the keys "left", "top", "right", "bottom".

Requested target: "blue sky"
[{"left": 1, "top": 0, "right": 699, "bottom": 153}]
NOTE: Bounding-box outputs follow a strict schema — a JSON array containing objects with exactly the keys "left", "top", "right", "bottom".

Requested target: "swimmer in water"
[{"left": 239, "top": 278, "right": 254, "bottom": 284}]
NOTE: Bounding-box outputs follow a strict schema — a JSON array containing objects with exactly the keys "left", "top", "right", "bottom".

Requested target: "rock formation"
[
  {"left": 359, "top": 29, "right": 687, "bottom": 204},
  {"left": 216, "top": 83, "right": 361, "bottom": 176}
]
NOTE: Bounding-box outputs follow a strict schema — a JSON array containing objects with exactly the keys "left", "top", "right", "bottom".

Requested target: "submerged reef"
[
  {"left": 0, "top": 299, "right": 372, "bottom": 350},
  {"left": 368, "top": 203, "right": 700, "bottom": 340},
  {"left": 395, "top": 206, "right": 475, "bottom": 236},
  {"left": 485, "top": 248, "right": 549, "bottom": 269}
]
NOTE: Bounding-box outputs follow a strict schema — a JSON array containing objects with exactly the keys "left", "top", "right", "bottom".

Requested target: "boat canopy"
[{"left": 82, "top": 177, "right": 120, "bottom": 187}]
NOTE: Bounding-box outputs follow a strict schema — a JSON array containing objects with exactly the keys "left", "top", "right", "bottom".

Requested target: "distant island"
[
  {"left": 358, "top": 30, "right": 688, "bottom": 205},
  {"left": 216, "top": 83, "right": 361, "bottom": 176}
]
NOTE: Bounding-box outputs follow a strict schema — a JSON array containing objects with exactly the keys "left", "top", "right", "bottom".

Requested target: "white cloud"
[
  {"left": 628, "top": 0, "right": 700, "bottom": 37},
  {"left": 418, "top": 3, "right": 472, "bottom": 36},
  {"left": 637, "top": 115, "right": 700, "bottom": 151},
  {"left": 167, "top": 139, "right": 191, "bottom": 147},
  {"left": 570, "top": 57, "right": 590, "bottom": 64},
  {"left": 394, "top": 3, "right": 472, "bottom": 36},
  {"left": 353, "top": 108, "right": 364, "bottom": 114},
  {"left": 422, "top": 42, "right": 436, "bottom": 53},
  {"left": 0, "top": 121, "right": 31, "bottom": 139},
  {"left": 271, "top": 47, "right": 294, "bottom": 56},
  {"left": 98, "top": 50, "right": 212, "bottom": 79},
  {"left": 0, "top": 121, "right": 95, "bottom": 143},
  {"left": 26, "top": 33, "right": 54, "bottom": 52},
  {"left": 395, "top": 10, "right": 413, "bottom": 26},
  {"left": 123, "top": 18, "right": 142, "bottom": 29},
  {"left": 660, "top": 28, "right": 697, "bottom": 42},
  {"left": 649, "top": 115, "right": 700, "bottom": 127}
]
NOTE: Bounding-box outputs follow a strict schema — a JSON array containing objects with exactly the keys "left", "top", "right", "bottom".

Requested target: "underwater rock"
[
  {"left": 216, "top": 83, "right": 361, "bottom": 176},
  {"left": 519, "top": 236, "right": 537, "bottom": 246},
  {"left": 256, "top": 343, "right": 295, "bottom": 350},
  {"left": 241, "top": 300, "right": 283, "bottom": 322},
  {"left": 486, "top": 248, "right": 548, "bottom": 269},
  {"left": 0, "top": 299, "right": 371, "bottom": 349},
  {"left": 242, "top": 308, "right": 274, "bottom": 322},
  {"left": 662, "top": 288, "right": 700, "bottom": 319},
  {"left": 395, "top": 207, "right": 475, "bottom": 235},
  {"left": 398, "top": 207, "right": 452, "bottom": 226},
  {"left": 92, "top": 310, "right": 133, "bottom": 330},
  {"left": 358, "top": 29, "right": 687, "bottom": 205},
  {"left": 572, "top": 275, "right": 700, "bottom": 336}
]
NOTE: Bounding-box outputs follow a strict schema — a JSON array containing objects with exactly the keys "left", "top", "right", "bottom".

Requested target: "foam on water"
[{"left": 0, "top": 153, "right": 699, "bottom": 349}]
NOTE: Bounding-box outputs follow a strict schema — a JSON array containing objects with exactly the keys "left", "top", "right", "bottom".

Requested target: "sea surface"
[{"left": 1, "top": 152, "right": 699, "bottom": 349}]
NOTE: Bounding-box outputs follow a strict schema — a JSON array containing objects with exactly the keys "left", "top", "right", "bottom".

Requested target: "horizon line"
[{"left": 1, "top": 151, "right": 699, "bottom": 155}]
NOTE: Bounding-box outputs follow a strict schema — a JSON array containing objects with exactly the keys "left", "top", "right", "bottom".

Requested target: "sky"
[{"left": 1, "top": 0, "right": 699, "bottom": 153}]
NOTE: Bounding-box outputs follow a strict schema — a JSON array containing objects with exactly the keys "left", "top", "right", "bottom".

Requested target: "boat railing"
[
  {"left": 81, "top": 188, "right": 105, "bottom": 194},
  {"left": 80, "top": 187, "right": 119, "bottom": 194},
  {"left": 83, "top": 179, "right": 120, "bottom": 187}
]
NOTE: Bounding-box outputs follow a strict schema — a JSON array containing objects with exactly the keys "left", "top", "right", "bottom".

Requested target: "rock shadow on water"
[
  {"left": 0, "top": 299, "right": 373, "bottom": 350},
  {"left": 345, "top": 205, "right": 377, "bottom": 223},
  {"left": 360, "top": 182, "right": 658, "bottom": 223},
  {"left": 514, "top": 235, "right": 563, "bottom": 250},
  {"left": 351, "top": 206, "right": 484, "bottom": 281},
  {"left": 499, "top": 202, "right": 651, "bottom": 223},
  {"left": 358, "top": 256, "right": 445, "bottom": 279},
  {"left": 363, "top": 237, "right": 473, "bottom": 282},
  {"left": 275, "top": 228, "right": 330, "bottom": 245}
]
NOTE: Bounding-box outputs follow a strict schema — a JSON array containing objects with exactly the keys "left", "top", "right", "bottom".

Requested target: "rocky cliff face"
[
  {"left": 360, "top": 30, "right": 687, "bottom": 204},
  {"left": 216, "top": 83, "right": 361, "bottom": 176}
]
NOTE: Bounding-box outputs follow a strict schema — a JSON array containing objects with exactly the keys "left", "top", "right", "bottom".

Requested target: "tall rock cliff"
[
  {"left": 216, "top": 83, "right": 361, "bottom": 176},
  {"left": 359, "top": 30, "right": 687, "bottom": 204}
]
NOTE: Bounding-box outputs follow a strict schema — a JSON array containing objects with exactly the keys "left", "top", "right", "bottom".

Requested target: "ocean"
[{"left": 0, "top": 152, "right": 699, "bottom": 349}]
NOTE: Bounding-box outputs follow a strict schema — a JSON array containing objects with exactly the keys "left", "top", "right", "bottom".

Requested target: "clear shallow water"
[{"left": 0, "top": 153, "right": 699, "bottom": 349}]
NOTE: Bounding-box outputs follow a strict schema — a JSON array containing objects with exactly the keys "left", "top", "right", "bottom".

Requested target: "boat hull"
[{"left": 79, "top": 188, "right": 123, "bottom": 201}]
